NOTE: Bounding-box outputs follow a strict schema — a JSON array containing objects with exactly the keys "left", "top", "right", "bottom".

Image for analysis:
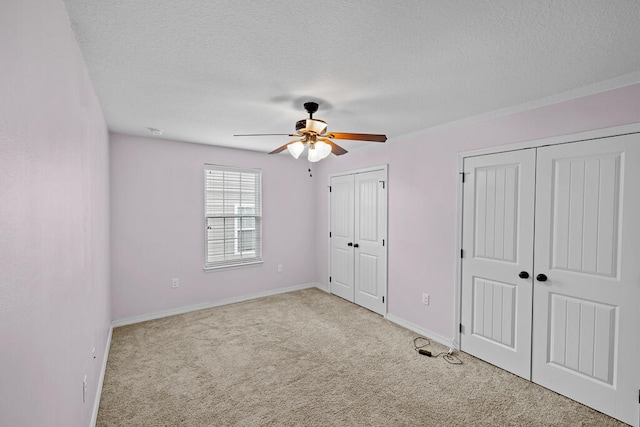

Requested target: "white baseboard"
[
  {"left": 313, "top": 282, "right": 329, "bottom": 293},
  {"left": 385, "top": 313, "right": 455, "bottom": 349},
  {"left": 90, "top": 325, "right": 112, "bottom": 427},
  {"left": 112, "top": 282, "right": 322, "bottom": 327}
]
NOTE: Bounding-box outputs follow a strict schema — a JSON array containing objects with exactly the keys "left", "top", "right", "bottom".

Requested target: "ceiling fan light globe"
[
  {"left": 316, "top": 140, "right": 332, "bottom": 160},
  {"left": 287, "top": 141, "right": 305, "bottom": 159},
  {"left": 308, "top": 145, "right": 322, "bottom": 162}
]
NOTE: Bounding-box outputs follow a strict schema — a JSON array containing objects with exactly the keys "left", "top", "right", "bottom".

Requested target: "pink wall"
[
  {"left": 110, "top": 134, "right": 316, "bottom": 320},
  {"left": 313, "top": 83, "right": 640, "bottom": 340},
  {"left": 0, "top": 1, "right": 111, "bottom": 426}
]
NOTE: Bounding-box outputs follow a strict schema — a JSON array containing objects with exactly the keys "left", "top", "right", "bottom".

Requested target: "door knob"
[
  {"left": 536, "top": 273, "right": 548, "bottom": 282},
  {"left": 347, "top": 242, "right": 353, "bottom": 247},
  {"left": 353, "top": 243, "right": 359, "bottom": 248},
  {"left": 518, "top": 271, "right": 529, "bottom": 279}
]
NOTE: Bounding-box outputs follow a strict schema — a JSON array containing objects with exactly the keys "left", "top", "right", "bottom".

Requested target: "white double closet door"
[
  {"left": 329, "top": 168, "right": 387, "bottom": 315},
  {"left": 461, "top": 133, "right": 640, "bottom": 426}
]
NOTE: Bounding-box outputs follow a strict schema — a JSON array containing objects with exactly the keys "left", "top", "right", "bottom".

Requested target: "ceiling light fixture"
[
  {"left": 146, "top": 127, "right": 164, "bottom": 136},
  {"left": 285, "top": 134, "right": 332, "bottom": 162}
]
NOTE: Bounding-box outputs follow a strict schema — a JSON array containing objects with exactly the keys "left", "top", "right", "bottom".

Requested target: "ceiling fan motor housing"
[{"left": 296, "top": 118, "right": 328, "bottom": 135}]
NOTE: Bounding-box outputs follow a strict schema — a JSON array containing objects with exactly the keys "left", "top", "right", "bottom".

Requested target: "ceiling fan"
[{"left": 234, "top": 102, "right": 387, "bottom": 162}]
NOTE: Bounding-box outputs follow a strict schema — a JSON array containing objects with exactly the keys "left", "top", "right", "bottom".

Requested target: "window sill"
[{"left": 204, "top": 260, "right": 263, "bottom": 271}]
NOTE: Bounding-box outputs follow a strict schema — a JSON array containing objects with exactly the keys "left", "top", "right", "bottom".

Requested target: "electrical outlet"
[
  {"left": 172, "top": 278, "right": 179, "bottom": 288},
  {"left": 277, "top": 264, "right": 283, "bottom": 273},
  {"left": 422, "top": 293, "right": 430, "bottom": 305}
]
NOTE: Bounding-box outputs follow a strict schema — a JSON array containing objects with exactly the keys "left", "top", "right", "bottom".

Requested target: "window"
[{"left": 204, "top": 165, "right": 262, "bottom": 269}]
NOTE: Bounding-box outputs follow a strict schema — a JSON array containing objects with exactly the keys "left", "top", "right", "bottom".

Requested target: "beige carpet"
[{"left": 98, "top": 288, "right": 624, "bottom": 426}]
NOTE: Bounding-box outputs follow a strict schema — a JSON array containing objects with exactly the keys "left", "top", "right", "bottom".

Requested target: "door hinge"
[
  {"left": 460, "top": 249, "right": 464, "bottom": 258},
  {"left": 329, "top": 186, "right": 332, "bottom": 192},
  {"left": 459, "top": 323, "right": 464, "bottom": 334},
  {"left": 460, "top": 172, "right": 466, "bottom": 183},
  {"left": 329, "top": 231, "right": 332, "bottom": 238},
  {"left": 329, "top": 276, "right": 332, "bottom": 283},
  {"left": 382, "top": 239, "right": 385, "bottom": 247},
  {"left": 379, "top": 180, "right": 385, "bottom": 189},
  {"left": 382, "top": 296, "right": 385, "bottom": 303}
]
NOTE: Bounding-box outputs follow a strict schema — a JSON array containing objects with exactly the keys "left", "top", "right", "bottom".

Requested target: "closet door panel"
[
  {"left": 354, "top": 170, "right": 387, "bottom": 315},
  {"left": 532, "top": 134, "right": 640, "bottom": 426},
  {"left": 329, "top": 174, "right": 355, "bottom": 302},
  {"left": 460, "top": 149, "right": 536, "bottom": 380}
]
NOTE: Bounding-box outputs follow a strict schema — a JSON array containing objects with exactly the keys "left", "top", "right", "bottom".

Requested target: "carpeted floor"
[{"left": 97, "top": 288, "right": 625, "bottom": 426}]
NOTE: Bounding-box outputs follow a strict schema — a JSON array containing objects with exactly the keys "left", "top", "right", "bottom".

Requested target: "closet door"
[
  {"left": 329, "top": 174, "right": 355, "bottom": 302},
  {"left": 460, "top": 149, "right": 536, "bottom": 379},
  {"left": 531, "top": 134, "right": 640, "bottom": 425},
  {"left": 329, "top": 168, "right": 388, "bottom": 315},
  {"left": 353, "top": 170, "right": 387, "bottom": 315}
]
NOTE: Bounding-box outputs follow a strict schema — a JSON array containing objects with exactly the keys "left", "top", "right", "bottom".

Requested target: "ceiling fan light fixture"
[
  {"left": 308, "top": 141, "right": 331, "bottom": 162},
  {"left": 307, "top": 144, "right": 321, "bottom": 163},
  {"left": 316, "top": 140, "right": 332, "bottom": 159},
  {"left": 287, "top": 140, "right": 305, "bottom": 159}
]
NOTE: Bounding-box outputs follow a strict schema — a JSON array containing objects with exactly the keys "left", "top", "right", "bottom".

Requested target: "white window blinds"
[{"left": 204, "top": 165, "right": 262, "bottom": 269}]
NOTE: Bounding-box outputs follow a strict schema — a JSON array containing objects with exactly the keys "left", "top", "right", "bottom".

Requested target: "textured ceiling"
[{"left": 63, "top": 0, "right": 640, "bottom": 153}]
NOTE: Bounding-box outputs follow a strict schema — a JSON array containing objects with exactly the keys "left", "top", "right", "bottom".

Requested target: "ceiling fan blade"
[
  {"left": 268, "top": 143, "right": 292, "bottom": 154},
  {"left": 326, "top": 132, "right": 387, "bottom": 142},
  {"left": 234, "top": 133, "right": 297, "bottom": 137},
  {"left": 319, "top": 138, "right": 348, "bottom": 156},
  {"left": 268, "top": 138, "right": 303, "bottom": 155}
]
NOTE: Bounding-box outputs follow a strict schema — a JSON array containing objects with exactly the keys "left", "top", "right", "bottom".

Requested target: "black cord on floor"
[{"left": 413, "top": 337, "right": 463, "bottom": 365}]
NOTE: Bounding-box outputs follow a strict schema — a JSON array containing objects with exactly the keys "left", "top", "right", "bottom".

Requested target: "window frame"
[
  {"left": 234, "top": 204, "right": 256, "bottom": 256},
  {"left": 204, "top": 164, "right": 263, "bottom": 270}
]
